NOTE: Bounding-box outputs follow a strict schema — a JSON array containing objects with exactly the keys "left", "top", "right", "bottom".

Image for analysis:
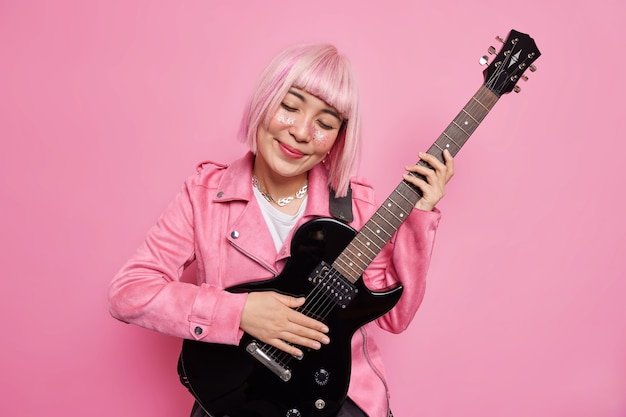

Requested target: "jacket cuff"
[{"left": 188, "top": 284, "right": 248, "bottom": 345}]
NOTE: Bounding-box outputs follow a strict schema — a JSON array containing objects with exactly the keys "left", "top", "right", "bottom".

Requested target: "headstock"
[{"left": 480, "top": 29, "right": 541, "bottom": 96}]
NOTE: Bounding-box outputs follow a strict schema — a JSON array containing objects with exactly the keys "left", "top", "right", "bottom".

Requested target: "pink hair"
[{"left": 238, "top": 44, "right": 361, "bottom": 197}]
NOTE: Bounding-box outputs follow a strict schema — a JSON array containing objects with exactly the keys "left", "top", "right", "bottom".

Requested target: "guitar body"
[{"left": 179, "top": 218, "right": 404, "bottom": 417}]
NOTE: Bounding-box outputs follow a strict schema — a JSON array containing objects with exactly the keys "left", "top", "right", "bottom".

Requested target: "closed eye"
[
  {"left": 317, "top": 120, "right": 334, "bottom": 130},
  {"left": 281, "top": 102, "right": 298, "bottom": 112}
]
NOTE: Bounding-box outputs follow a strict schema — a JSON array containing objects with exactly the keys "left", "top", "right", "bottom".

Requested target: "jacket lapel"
[{"left": 212, "top": 153, "right": 337, "bottom": 273}]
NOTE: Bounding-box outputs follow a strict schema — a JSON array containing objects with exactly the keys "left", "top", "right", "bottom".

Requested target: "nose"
[{"left": 289, "top": 117, "right": 312, "bottom": 143}]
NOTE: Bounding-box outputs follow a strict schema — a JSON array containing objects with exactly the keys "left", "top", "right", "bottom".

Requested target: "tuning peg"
[
  {"left": 521, "top": 75, "right": 529, "bottom": 82},
  {"left": 513, "top": 86, "right": 521, "bottom": 93},
  {"left": 479, "top": 55, "right": 489, "bottom": 65},
  {"left": 488, "top": 46, "right": 497, "bottom": 55},
  {"left": 529, "top": 65, "right": 537, "bottom": 72},
  {"left": 496, "top": 35, "right": 504, "bottom": 43}
]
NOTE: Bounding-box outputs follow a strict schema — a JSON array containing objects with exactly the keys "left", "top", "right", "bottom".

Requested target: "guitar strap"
[{"left": 329, "top": 184, "right": 353, "bottom": 223}]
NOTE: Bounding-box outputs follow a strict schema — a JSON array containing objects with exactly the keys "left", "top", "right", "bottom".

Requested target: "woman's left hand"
[{"left": 403, "top": 149, "right": 454, "bottom": 211}]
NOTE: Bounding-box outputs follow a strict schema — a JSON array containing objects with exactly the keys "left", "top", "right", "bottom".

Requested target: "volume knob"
[{"left": 314, "top": 368, "right": 330, "bottom": 386}]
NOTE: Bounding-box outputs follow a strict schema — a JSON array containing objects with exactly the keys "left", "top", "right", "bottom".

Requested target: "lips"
[{"left": 278, "top": 141, "right": 305, "bottom": 159}]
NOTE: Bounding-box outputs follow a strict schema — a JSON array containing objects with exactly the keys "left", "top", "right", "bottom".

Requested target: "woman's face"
[{"left": 255, "top": 87, "right": 343, "bottom": 180}]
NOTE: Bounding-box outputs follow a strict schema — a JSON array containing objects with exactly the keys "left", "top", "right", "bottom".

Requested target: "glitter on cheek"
[
  {"left": 277, "top": 113, "right": 296, "bottom": 126},
  {"left": 312, "top": 128, "right": 329, "bottom": 144}
]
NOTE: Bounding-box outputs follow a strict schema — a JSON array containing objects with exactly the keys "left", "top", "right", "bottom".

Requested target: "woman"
[{"left": 109, "top": 43, "right": 453, "bottom": 417}]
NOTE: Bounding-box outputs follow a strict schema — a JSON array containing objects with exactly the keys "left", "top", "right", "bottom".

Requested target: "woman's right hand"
[{"left": 240, "top": 291, "right": 330, "bottom": 357}]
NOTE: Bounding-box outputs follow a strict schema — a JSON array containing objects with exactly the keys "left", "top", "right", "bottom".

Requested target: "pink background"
[{"left": 1, "top": 1, "right": 624, "bottom": 416}]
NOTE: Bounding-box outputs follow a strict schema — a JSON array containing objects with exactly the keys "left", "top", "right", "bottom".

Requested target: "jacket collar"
[{"left": 213, "top": 152, "right": 333, "bottom": 219}]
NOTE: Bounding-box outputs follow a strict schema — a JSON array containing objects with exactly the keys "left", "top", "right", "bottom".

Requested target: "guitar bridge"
[{"left": 246, "top": 341, "right": 292, "bottom": 382}]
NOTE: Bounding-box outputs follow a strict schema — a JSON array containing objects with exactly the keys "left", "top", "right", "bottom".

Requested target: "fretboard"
[{"left": 332, "top": 85, "right": 499, "bottom": 283}]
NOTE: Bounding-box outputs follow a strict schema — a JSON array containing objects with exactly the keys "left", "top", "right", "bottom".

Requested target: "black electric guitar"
[{"left": 179, "top": 29, "right": 541, "bottom": 417}]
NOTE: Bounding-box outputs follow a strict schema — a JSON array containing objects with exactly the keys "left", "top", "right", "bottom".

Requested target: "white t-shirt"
[{"left": 252, "top": 186, "right": 307, "bottom": 252}]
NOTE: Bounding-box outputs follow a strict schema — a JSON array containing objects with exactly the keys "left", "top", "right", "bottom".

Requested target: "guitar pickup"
[
  {"left": 308, "top": 261, "right": 358, "bottom": 309},
  {"left": 246, "top": 341, "right": 292, "bottom": 382}
]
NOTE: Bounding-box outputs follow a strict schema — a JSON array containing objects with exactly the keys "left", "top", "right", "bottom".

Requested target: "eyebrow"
[{"left": 287, "top": 89, "right": 343, "bottom": 122}]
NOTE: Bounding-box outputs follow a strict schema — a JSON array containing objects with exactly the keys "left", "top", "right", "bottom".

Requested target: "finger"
[
  {"left": 288, "top": 310, "right": 330, "bottom": 335},
  {"left": 408, "top": 152, "right": 453, "bottom": 185},
  {"left": 271, "top": 325, "right": 329, "bottom": 356},
  {"left": 442, "top": 149, "right": 455, "bottom": 180},
  {"left": 282, "top": 329, "right": 329, "bottom": 351},
  {"left": 270, "top": 338, "right": 305, "bottom": 358},
  {"left": 403, "top": 173, "right": 430, "bottom": 193},
  {"left": 418, "top": 152, "right": 446, "bottom": 171},
  {"left": 405, "top": 164, "right": 438, "bottom": 183},
  {"left": 274, "top": 293, "right": 306, "bottom": 309},
  {"left": 404, "top": 161, "right": 442, "bottom": 180}
]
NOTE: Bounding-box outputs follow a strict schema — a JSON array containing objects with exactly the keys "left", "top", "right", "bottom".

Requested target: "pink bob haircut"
[{"left": 238, "top": 44, "right": 361, "bottom": 197}]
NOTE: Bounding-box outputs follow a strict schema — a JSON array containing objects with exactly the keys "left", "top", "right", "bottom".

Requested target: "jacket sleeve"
[
  {"left": 366, "top": 208, "right": 441, "bottom": 333},
  {"left": 108, "top": 177, "right": 248, "bottom": 345}
]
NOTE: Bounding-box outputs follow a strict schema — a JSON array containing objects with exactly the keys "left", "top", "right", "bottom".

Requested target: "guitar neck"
[
  {"left": 427, "top": 84, "right": 499, "bottom": 161},
  {"left": 332, "top": 84, "right": 499, "bottom": 283}
]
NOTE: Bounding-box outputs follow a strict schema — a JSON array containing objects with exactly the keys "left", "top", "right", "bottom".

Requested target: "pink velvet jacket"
[{"left": 109, "top": 152, "right": 441, "bottom": 417}]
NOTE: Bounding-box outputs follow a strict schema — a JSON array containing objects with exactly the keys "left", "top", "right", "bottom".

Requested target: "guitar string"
[
  {"left": 258, "top": 267, "right": 356, "bottom": 366},
  {"left": 256, "top": 269, "right": 338, "bottom": 365}
]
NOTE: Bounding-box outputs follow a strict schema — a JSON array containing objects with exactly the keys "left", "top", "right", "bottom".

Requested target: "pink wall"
[{"left": 1, "top": 1, "right": 624, "bottom": 416}]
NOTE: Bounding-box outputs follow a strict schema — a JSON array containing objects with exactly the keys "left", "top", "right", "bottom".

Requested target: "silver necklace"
[{"left": 252, "top": 175, "right": 308, "bottom": 207}]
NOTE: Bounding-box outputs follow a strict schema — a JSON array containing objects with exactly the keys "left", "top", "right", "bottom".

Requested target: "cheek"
[
  {"left": 311, "top": 127, "right": 336, "bottom": 152},
  {"left": 311, "top": 127, "right": 330, "bottom": 145},
  {"left": 276, "top": 110, "right": 296, "bottom": 126}
]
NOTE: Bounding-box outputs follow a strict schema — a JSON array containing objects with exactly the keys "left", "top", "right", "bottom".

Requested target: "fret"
[
  {"left": 333, "top": 252, "right": 360, "bottom": 277},
  {"left": 444, "top": 125, "right": 470, "bottom": 148},
  {"left": 357, "top": 233, "right": 382, "bottom": 252},
  {"left": 387, "top": 193, "right": 414, "bottom": 217},
  {"left": 452, "top": 120, "right": 470, "bottom": 137},
  {"left": 454, "top": 116, "right": 478, "bottom": 136},
  {"left": 381, "top": 202, "right": 405, "bottom": 225},
  {"left": 352, "top": 237, "right": 379, "bottom": 258},
  {"left": 471, "top": 95, "right": 490, "bottom": 111},
  {"left": 340, "top": 245, "right": 365, "bottom": 264},
  {"left": 344, "top": 243, "right": 368, "bottom": 262},
  {"left": 438, "top": 133, "right": 461, "bottom": 149},
  {"left": 333, "top": 263, "right": 359, "bottom": 283},
  {"left": 346, "top": 236, "right": 382, "bottom": 262},
  {"left": 464, "top": 101, "right": 488, "bottom": 121},
  {"left": 365, "top": 217, "right": 394, "bottom": 242},
  {"left": 397, "top": 180, "right": 422, "bottom": 202},
  {"left": 372, "top": 211, "right": 396, "bottom": 237},
  {"left": 461, "top": 108, "right": 479, "bottom": 124},
  {"left": 437, "top": 133, "right": 462, "bottom": 155},
  {"left": 335, "top": 239, "right": 376, "bottom": 281},
  {"left": 382, "top": 203, "right": 407, "bottom": 224},
  {"left": 342, "top": 246, "right": 370, "bottom": 270}
]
